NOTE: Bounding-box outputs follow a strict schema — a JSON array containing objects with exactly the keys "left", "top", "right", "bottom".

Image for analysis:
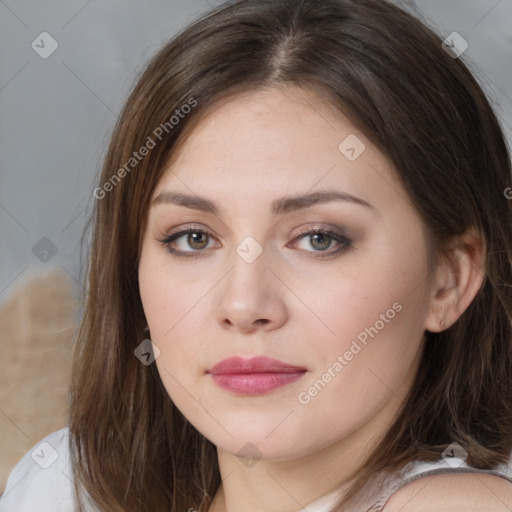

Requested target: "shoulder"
[
  {"left": 0, "top": 427, "right": 74, "bottom": 512},
  {"left": 382, "top": 472, "right": 512, "bottom": 511}
]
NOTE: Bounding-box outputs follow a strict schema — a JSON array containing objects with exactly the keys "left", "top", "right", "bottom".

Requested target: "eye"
[
  {"left": 157, "top": 224, "right": 218, "bottom": 258},
  {"left": 157, "top": 224, "right": 352, "bottom": 259},
  {"left": 289, "top": 226, "right": 352, "bottom": 258}
]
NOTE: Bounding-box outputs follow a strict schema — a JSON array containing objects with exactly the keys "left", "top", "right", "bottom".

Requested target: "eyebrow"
[{"left": 151, "top": 190, "right": 376, "bottom": 215}]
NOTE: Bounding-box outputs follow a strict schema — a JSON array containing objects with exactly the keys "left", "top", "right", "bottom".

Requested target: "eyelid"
[
  {"left": 157, "top": 223, "right": 352, "bottom": 258},
  {"left": 161, "top": 222, "right": 348, "bottom": 240},
  {"left": 295, "top": 223, "right": 347, "bottom": 237},
  {"left": 164, "top": 222, "right": 207, "bottom": 236},
  {"left": 289, "top": 225, "right": 352, "bottom": 256},
  {"left": 156, "top": 223, "right": 218, "bottom": 258}
]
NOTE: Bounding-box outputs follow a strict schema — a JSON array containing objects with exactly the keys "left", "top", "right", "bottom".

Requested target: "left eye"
[
  {"left": 157, "top": 226, "right": 351, "bottom": 258},
  {"left": 289, "top": 228, "right": 352, "bottom": 256}
]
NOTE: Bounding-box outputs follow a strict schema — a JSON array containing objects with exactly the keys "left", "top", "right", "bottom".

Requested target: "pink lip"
[{"left": 207, "top": 356, "right": 306, "bottom": 395}]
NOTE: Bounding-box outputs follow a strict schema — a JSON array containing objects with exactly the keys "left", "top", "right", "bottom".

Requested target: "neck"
[{"left": 209, "top": 417, "right": 387, "bottom": 512}]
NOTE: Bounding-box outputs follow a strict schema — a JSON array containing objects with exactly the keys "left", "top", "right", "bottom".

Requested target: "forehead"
[
  {"left": 152, "top": 86, "right": 407, "bottom": 216},
  {"left": 169, "top": 86, "right": 351, "bottom": 172}
]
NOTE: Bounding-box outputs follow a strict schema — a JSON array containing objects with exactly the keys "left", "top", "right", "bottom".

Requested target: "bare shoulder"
[{"left": 382, "top": 473, "right": 512, "bottom": 511}]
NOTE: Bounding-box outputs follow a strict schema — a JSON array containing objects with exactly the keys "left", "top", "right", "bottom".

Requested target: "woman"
[{"left": 2, "top": 0, "right": 512, "bottom": 510}]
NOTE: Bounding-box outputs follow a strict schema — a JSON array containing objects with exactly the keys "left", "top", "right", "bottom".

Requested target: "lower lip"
[{"left": 210, "top": 372, "right": 306, "bottom": 395}]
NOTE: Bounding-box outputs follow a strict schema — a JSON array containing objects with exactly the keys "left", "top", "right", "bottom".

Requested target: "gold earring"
[{"left": 440, "top": 320, "right": 445, "bottom": 329}]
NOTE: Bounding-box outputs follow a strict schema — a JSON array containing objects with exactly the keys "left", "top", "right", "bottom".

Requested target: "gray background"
[{"left": 0, "top": 0, "right": 511, "bottom": 302}]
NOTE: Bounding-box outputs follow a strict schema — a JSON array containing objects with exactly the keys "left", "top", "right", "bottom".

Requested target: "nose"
[{"left": 215, "top": 247, "right": 288, "bottom": 334}]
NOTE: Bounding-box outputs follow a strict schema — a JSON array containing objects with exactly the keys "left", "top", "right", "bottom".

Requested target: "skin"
[
  {"left": 384, "top": 473, "right": 512, "bottom": 511},
  {"left": 138, "top": 86, "right": 486, "bottom": 511}
]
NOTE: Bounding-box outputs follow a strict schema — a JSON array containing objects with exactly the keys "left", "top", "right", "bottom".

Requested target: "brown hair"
[{"left": 68, "top": 0, "right": 512, "bottom": 510}]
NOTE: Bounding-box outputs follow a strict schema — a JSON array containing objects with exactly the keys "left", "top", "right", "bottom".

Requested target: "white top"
[
  {"left": 1, "top": 427, "right": 512, "bottom": 512},
  {"left": 0, "top": 428, "right": 75, "bottom": 512}
]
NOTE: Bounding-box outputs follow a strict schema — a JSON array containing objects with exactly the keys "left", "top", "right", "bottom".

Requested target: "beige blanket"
[{"left": 0, "top": 269, "right": 75, "bottom": 494}]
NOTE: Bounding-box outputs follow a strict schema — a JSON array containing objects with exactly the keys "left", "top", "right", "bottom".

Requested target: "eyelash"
[{"left": 157, "top": 223, "right": 352, "bottom": 259}]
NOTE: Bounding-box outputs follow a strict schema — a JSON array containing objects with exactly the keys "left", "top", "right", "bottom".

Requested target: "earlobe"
[
  {"left": 424, "top": 232, "right": 486, "bottom": 333},
  {"left": 424, "top": 269, "right": 455, "bottom": 333}
]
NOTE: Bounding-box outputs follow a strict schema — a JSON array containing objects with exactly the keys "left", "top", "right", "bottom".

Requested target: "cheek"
[
  {"left": 292, "top": 252, "right": 408, "bottom": 361},
  {"left": 294, "top": 247, "right": 428, "bottom": 422},
  {"left": 291, "top": 305, "right": 423, "bottom": 458},
  {"left": 138, "top": 253, "right": 213, "bottom": 394},
  {"left": 139, "top": 254, "right": 207, "bottom": 341}
]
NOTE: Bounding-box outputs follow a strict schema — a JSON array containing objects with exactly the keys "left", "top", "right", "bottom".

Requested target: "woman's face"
[{"left": 138, "top": 86, "right": 435, "bottom": 461}]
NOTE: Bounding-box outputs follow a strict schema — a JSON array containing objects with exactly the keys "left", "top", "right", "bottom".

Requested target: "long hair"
[{"left": 68, "top": 0, "right": 512, "bottom": 510}]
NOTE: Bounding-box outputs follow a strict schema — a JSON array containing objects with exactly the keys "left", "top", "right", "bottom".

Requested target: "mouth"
[{"left": 207, "top": 356, "right": 307, "bottom": 395}]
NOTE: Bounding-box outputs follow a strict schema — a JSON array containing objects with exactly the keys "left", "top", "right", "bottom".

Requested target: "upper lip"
[{"left": 208, "top": 356, "right": 306, "bottom": 375}]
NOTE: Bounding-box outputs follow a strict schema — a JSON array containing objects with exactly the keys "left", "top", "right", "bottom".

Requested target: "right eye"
[{"left": 157, "top": 225, "right": 219, "bottom": 258}]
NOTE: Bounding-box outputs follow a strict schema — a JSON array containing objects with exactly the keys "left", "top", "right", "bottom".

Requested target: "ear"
[{"left": 424, "top": 229, "right": 486, "bottom": 333}]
